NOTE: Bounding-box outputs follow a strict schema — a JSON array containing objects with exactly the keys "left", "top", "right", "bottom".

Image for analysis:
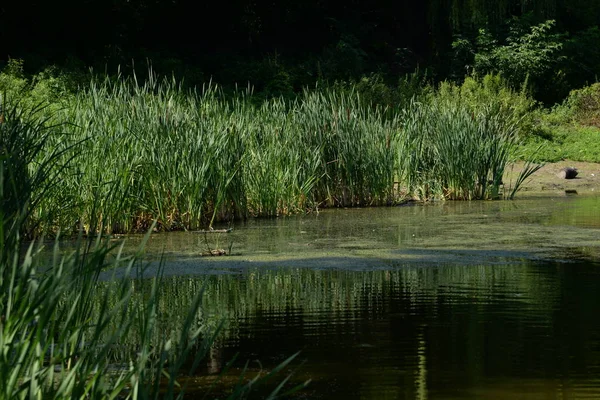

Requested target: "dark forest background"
[{"left": 2, "top": 0, "right": 600, "bottom": 103}]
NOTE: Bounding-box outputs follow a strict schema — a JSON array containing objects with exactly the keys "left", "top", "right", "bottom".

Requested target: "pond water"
[{"left": 131, "top": 194, "right": 600, "bottom": 399}]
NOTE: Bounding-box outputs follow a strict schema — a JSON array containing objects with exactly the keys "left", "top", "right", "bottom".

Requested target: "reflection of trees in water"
[
  {"left": 157, "top": 263, "right": 563, "bottom": 341},
  {"left": 120, "top": 261, "right": 600, "bottom": 396},
  {"left": 207, "top": 345, "right": 223, "bottom": 375}
]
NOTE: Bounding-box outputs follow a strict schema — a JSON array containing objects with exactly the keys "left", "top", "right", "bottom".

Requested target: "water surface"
[{"left": 129, "top": 195, "right": 600, "bottom": 399}]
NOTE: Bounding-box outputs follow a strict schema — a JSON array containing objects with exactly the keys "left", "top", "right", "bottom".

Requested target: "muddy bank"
[{"left": 507, "top": 160, "right": 600, "bottom": 195}]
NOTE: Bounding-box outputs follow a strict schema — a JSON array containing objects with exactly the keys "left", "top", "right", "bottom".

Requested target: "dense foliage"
[
  {"left": 0, "top": 66, "right": 543, "bottom": 235},
  {"left": 0, "top": 99, "right": 306, "bottom": 398},
  {"left": 2, "top": 0, "right": 600, "bottom": 103},
  {"left": 1, "top": 2, "right": 598, "bottom": 394},
  {"left": 2, "top": 0, "right": 600, "bottom": 233}
]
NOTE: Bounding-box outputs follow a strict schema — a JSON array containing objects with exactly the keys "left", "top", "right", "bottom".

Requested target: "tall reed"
[
  {"left": 5, "top": 70, "right": 542, "bottom": 234},
  {"left": 398, "top": 96, "right": 540, "bottom": 200},
  {"left": 0, "top": 98, "right": 306, "bottom": 398},
  {"left": 0, "top": 97, "right": 209, "bottom": 398},
  {"left": 40, "top": 72, "right": 404, "bottom": 233},
  {"left": 295, "top": 88, "right": 399, "bottom": 207}
]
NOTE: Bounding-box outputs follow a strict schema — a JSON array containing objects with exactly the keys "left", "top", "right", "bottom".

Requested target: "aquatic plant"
[
  {"left": 39, "top": 71, "right": 403, "bottom": 233},
  {"left": 398, "top": 95, "right": 540, "bottom": 200},
  {"left": 2, "top": 69, "right": 544, "bottom": 235},
  {"left": 0, "top": 93, "right": 79, "bottom": 240},
  {"left": 294, "top": 88, "right": 399, "bottom": 207},
  {"left": 0, "top": 98, "right": 208, "bottom": 397},
  {"left": 0, "top": 100, "right": 307, "bottom": 399}
]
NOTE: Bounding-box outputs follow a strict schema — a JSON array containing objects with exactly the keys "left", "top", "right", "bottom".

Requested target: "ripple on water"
[
  {"left": 88, "top": 196, "right": 600, "bottom": 398},
  {"left": 150, "top": 258, "right": 600, "bottom": 399}
]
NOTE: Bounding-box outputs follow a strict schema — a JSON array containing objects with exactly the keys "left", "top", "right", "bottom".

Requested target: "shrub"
[
  {"left": 562, "top": 83, "right": 600, "bottom": 127},
  {"left": 471, "top": 18, "right": 566, "bottom": 102},
  {"left": 434, "top": 74, "right": 538, "bottom": 137}
]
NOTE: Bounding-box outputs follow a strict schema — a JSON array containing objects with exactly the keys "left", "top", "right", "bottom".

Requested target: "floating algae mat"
[{"left": 112, "top": 194, "right": 600, "bottom": 276}]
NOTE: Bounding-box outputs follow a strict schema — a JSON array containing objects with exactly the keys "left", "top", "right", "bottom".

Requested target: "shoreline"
[{"left": 506, "top": 160, "right": 600, "bottom": 196}]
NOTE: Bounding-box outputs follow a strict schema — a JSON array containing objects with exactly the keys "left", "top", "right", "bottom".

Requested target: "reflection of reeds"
[{"left": 159, "top": 263, "right": 559, "bottom": 342}]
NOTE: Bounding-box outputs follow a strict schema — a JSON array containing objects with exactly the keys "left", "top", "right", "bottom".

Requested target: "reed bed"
[
  {"left": 295, "top": 89, "right": 399, "bottom": 207},
  {"left": 398, "top": 96, "right": 539, "bottom": 200},
  {"left": 0, "top": 98, "right": 306, "bottom": 398},
  {"left": 34, "top": 73, "right": 402, "bottom": 233},
  {"left": 0, "top": 98, "right": 212, "bottom": 398},
  {"left": 3, "top": 70, "right": 541, "bottom": 234}
]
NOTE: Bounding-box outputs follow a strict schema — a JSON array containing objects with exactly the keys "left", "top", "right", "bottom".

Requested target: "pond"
[{"left": 124, "top": 194, "right": 600, "bottom": 399}]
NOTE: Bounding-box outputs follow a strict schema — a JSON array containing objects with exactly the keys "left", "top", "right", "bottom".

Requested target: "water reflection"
[
  {"left": 101, "top": 195, "right": 600, "bottom": 398},
  {"left": 156, "top": 262, "right": 600, "bottom": 399}
]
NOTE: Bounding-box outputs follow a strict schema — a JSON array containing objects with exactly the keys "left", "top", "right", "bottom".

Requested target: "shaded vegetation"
[
  {"left": 3, "top": 0, "right": 600, "bottom": 104},
  {"left": 520, "top": 83, "right": 600, "bottom": 162}
]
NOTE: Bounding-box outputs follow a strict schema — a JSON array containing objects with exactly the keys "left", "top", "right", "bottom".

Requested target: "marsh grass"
[
  {"left": 0, "top": 93, "right": 80, "bottom": 240},
  {"left": 1, "top": 233, "right": 214, "bottom": 399},
  {"left": 398, "top": 97, "right": 540, "bottom": 200},
  {"left": 505, "top": 159, "right": 545, "bottom": 200},
  {"left": 37, "top": 71, "right": 404, "bottom": 233},
  {"left": 3, "top": 69, "right": 544, "bottom": 234},
  {"left": 0, "top": 95, "right": 211, "bottom": 398},
  {"left": 297, "top": 89, "right": 399, "bottom": 207},
  {"left": 0, "top": 219, "right": 306, "bottom": 400},
  {"left": 0, "top": 99, "right": 308, "bottom": 399},
  {"left": 2, "top": 229, "right": 309, "bottom": 399}
]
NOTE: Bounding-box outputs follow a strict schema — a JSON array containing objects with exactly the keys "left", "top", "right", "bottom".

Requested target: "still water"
[{"left": 138, "top": 195, "right": 600, "bottom": 399}]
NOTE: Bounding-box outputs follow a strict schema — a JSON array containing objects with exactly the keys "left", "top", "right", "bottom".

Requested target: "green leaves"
[
  {"left": 470, "top": 18, "right": 566, "bottom": 101},
  {"left": 1, "top": 66, "right": 548, "bottom": 237},
  {"left": 33, "top": 71, "right": 405, "bottom": 232},
  {"left": 398, "top": 80, "right": 540, "bottom": 200}
]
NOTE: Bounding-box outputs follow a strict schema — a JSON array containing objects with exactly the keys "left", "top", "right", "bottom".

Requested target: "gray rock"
[{"left": 558, "top": 167, "right": 578, "bottom": 179}]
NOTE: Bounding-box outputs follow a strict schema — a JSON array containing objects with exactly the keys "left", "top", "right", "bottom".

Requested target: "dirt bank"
[{"left": 506, "top": 160, "right": 600, "bottom": 195}]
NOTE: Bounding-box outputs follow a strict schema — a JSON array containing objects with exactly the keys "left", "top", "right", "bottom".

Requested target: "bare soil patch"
[{"left": 505, "top": 160, "right": 600, "bottom": 195}]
